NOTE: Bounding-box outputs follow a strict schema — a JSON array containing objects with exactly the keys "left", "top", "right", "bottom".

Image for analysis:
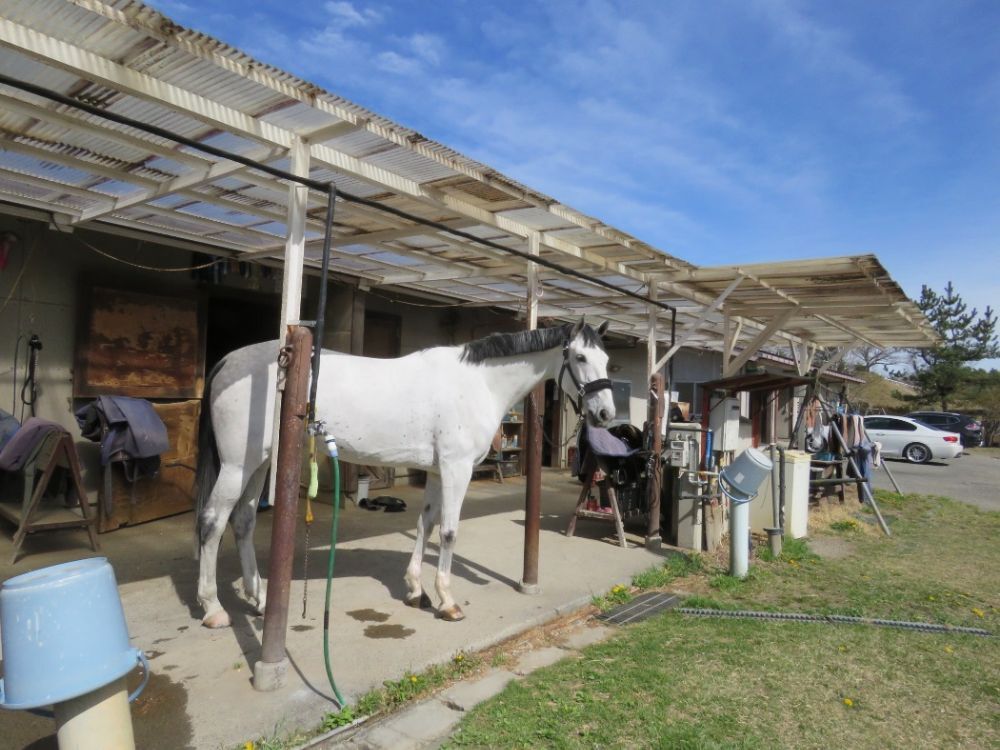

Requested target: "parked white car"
[{"left": 863, "top": 415, "right": 963, "bottom": 463}]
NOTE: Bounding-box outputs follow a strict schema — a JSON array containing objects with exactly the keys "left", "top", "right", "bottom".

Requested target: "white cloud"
[
  {"left": 751, "top": 0, "right": 920, "bottom": 128},
  {"left": 324, "top": 1, "right": 381, "bottom": 28}
]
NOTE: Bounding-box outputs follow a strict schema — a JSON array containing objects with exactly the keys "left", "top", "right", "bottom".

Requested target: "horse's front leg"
[
  {"left": 197, "top": 466, "right": 243, "bottom": 628},
  {"left": 405, "top": 473, "right": 441, "bottom": 609},
  {"left": 435, "top": 462, "right": 473, "bottom": 622}
]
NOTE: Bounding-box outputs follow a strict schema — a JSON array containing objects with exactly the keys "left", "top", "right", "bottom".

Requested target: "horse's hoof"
[
  {"left": 202, "top": 610, "right": 231, "bottom": 629},
  {"left": 405, "top": 593, "right": 434, "bottom": 610},
  {"left": 438, "top": 604, "right": 465, "bottom": 622}
]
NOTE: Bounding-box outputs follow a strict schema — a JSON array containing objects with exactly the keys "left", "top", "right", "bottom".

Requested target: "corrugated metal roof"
[{"left": 0, "top": 0, "right": 936, "bottom": 360}]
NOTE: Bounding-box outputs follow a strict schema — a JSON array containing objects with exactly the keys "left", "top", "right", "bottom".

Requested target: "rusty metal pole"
[
  {"left": 645, "top": 373, "right": 665, "bottom": 549},
  {"left": 520, "top": 385, "right": 543, "bottom": 593},
  {"left": 254, "top": 325, "right": 312, "bottom": 692},
  {"left": 520, "top": 233, "right": 542, "bottom": 595}
]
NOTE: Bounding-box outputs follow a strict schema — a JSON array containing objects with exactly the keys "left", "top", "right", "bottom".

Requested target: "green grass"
[
  {"left": 446, "top": 490, "right": 1000, "bottom": 749},
  {"left": 237, "top": 650, "right": 483, "bottom": 749}
]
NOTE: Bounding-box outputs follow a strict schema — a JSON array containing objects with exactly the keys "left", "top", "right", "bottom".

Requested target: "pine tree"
[{"left": 901, "top": 282, "right": 999, "bottom": 409}]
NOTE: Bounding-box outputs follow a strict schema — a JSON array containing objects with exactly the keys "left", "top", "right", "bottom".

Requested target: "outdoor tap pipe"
[
  {"left": 767, "top": 444, "right": 783, "bottom": 557},
  {"left": 55, "top": 678, "right": 135, "bottom": 750}
]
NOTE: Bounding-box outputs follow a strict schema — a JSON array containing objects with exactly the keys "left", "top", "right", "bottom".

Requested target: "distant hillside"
[{"left": 849, "top": 372, "right": 918, "bottom": 414}]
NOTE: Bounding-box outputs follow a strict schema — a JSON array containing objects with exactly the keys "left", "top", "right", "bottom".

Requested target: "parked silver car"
[{"left": 863, "top": 415, "right": 963, "bottom": 463}]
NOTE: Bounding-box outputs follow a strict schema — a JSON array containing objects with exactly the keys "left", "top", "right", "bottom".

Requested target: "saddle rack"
[{"left": 0, "top": 425, "right": 99, "bottom": 563}]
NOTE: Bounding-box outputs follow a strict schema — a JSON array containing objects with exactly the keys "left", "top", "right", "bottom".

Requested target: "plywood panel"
[
  {"left": 75, "top": 286, "right": 205, "bottom": 398},
  {"left": 98, "top": 400, "right": 200, "bottom": 532}
]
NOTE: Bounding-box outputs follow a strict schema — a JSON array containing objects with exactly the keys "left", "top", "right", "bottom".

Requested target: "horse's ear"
[
  {"left": 596, "top": 321, "right": 609, "bottom": 336},
  {"left": 570, "top": 317, "right": 585, "bottom": 338}
]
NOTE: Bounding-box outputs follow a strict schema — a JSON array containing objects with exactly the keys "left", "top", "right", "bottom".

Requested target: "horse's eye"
[{"left": 576, "top": 355, "right": 587, "bottom": 363}]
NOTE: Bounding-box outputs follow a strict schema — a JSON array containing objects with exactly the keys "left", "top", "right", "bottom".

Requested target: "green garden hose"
[{"left": 320, "top": 431, "right": 347, "bottom": 708}]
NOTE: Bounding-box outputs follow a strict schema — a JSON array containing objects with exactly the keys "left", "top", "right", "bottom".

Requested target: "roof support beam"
[
  {"left": 651, "top": 274, "right": 743, "bottom": 372},
  {"left": 791, "top": 340, "right": 817, "bottom": 376},
  {"left": 723, "top": 308, "right": 797, "bottom": 378},
  {"left": 76, "top": 144, "right": 284, "bottom": 223}
]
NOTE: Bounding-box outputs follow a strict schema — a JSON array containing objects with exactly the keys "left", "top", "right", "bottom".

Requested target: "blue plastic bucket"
[
  {"left": 720, "top": 447, "right": 773, "bottom": 504},
  {"left": 0, "top": 557, "right": 147, "bottom": 710}
]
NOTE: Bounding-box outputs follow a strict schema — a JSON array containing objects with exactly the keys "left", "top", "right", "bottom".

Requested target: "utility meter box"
[
  {"left": 668, "top": 440, "right": 689, "bottom": 468},
  {"left": 709, "top": 397, "right": 741, "bottom": 452}
]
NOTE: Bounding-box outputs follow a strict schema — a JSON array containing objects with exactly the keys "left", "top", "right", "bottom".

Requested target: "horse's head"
[{"left": 561, "top": 319, "right": 615, "bottom": 427}]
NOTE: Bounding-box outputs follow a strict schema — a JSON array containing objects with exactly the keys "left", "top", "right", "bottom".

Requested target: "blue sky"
[{"left": 147, "top": 0, "right": 999, "bottom": 368}]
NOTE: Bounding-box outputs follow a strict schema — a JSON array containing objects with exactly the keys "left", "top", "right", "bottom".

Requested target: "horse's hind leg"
[
  {"left": 435, "top": 462, "right": 473, "bottom": 622},
  {"left": 230, "top": 461, "right": 270, "bottom": 615},
  {"left": 404, "top": 473, "right": 441, "bottom": 609},
  {"left": 198, "top": 464, "right": 245, "bottom": 628}
]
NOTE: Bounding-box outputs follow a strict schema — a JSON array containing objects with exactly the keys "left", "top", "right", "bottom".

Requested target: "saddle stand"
[{"left": 0, "top": 430, "right": 99, "bottom": 563}]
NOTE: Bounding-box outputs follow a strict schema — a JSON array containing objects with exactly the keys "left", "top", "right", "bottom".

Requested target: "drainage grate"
[{"left": 597, "top": 592, "right": 681, "bottom": 625}]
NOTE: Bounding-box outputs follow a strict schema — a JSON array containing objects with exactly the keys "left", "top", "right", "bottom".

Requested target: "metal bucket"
[
  {"left": 0, "top": 557, "right": 147, "bottom": 710},
  {"left": 720, "top": 447, "right": 773, "bottom": 502}
]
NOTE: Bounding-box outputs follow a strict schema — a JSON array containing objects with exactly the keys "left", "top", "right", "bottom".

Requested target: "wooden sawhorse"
[{"left": 0, "top": 430, "right": 99, "bottom": 563}]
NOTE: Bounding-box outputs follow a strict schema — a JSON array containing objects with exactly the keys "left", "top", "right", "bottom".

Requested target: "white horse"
[{"left": 195, "top": 319, "right": 614, "bottom": 628}]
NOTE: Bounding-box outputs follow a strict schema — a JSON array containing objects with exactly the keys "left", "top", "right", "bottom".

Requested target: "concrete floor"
[{"left": 1, "top": 470, "right": 668, "bottom": 750}]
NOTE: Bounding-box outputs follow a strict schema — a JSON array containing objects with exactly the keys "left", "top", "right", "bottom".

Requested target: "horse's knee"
[
  {"left": 198, "top": 508, "right": 226, "bottom": 547},
  {"left": 441, "top": 529, "right": 456, "bottom": 545}
]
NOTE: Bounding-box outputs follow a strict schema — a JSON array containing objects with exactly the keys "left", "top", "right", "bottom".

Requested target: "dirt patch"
[
  {"left": 808, "top": 501, "right": 880, "bottom": 538},
  {"left": 807, "top": 536, "right": 855, "bottom": 560}
]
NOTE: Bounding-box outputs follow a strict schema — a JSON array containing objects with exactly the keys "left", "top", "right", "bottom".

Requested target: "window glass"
[
  {"left": 864, "top": 417, "right": 891, "bottom": 430},
  {"left": 611, "top": 381, "right": 631, "bottom": 424},
  {"left": 885, "top": 418, "right": 917, "bottom": 431}
]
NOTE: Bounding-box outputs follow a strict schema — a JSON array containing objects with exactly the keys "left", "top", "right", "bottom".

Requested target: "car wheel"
[{"left": 903, "top": 443, "right": 931, "bottom": 464}]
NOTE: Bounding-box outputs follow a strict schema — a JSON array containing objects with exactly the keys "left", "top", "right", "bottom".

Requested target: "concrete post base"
[
  {"left": 644, "top": 534, "right": 662, "bottom": 551},
  {"left": 253, "top": 657, "right": 289, "bottom": 692},
  {"left": 517, "top": 581, "right": 540, "bottom": 595}
]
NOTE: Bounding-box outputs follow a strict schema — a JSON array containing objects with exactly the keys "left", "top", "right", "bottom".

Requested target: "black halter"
[{"left": 558, "top": 339, "right": 613, "bottom": 416}]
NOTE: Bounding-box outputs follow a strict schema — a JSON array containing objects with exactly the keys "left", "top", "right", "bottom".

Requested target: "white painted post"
[{"left": 267, "top": 137, "right": 311, "bottom": 508}]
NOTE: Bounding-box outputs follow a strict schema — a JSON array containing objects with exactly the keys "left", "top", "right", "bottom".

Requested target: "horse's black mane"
[{"left": 459, "top": 323, "right": 604, "bottom": 364}]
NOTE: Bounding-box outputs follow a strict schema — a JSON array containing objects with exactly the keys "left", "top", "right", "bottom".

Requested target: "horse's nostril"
[{"left": 599, "top": 408, "right": 610, "bottom": 422}]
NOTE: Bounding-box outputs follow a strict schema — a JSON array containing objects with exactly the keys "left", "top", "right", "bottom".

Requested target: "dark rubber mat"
[{"left": 596, "top": 591, "right": 680, "bottom": 625}]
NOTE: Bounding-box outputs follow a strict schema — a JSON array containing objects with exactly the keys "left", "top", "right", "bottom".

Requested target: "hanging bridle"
[{"left": 558, "top": 337, "right": 613, "bottom": 417}]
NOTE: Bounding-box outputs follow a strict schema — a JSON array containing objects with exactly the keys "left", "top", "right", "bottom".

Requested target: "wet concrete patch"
[
  {"left": 130, "top": 672, "right": 195, "bottom": 750},
  {"left": 348, "top": 608, "right": 391, "bottom": 623},
  {"left": 6, "top": 672, "right": 194, "bottom": 750},
  {"left": 364, "top": 623, "right": 415, "bottom": 639},
  {"left": 291, "top": 624, "right": 315, "bottom": 632}
]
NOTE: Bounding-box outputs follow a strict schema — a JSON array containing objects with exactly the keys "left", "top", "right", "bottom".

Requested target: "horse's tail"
[{"left": 194, "top": 356, "right": 226, "bottom": 560}]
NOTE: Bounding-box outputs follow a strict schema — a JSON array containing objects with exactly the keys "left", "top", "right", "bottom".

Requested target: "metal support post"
[
  {"left": 255, "top": 325, "right": 313, "bottom": 691},
  {"left": 520, "top": 233, "right": 542, "bottom": 595},
  {"left": 645, "top": 373, "right": 664, "bottom": 549},
  {"left": 520, "top": 385, "right": 543, "bottom": 594},
  {"left": 827, "top": 419, "right": 891, "bottom": 536}
]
